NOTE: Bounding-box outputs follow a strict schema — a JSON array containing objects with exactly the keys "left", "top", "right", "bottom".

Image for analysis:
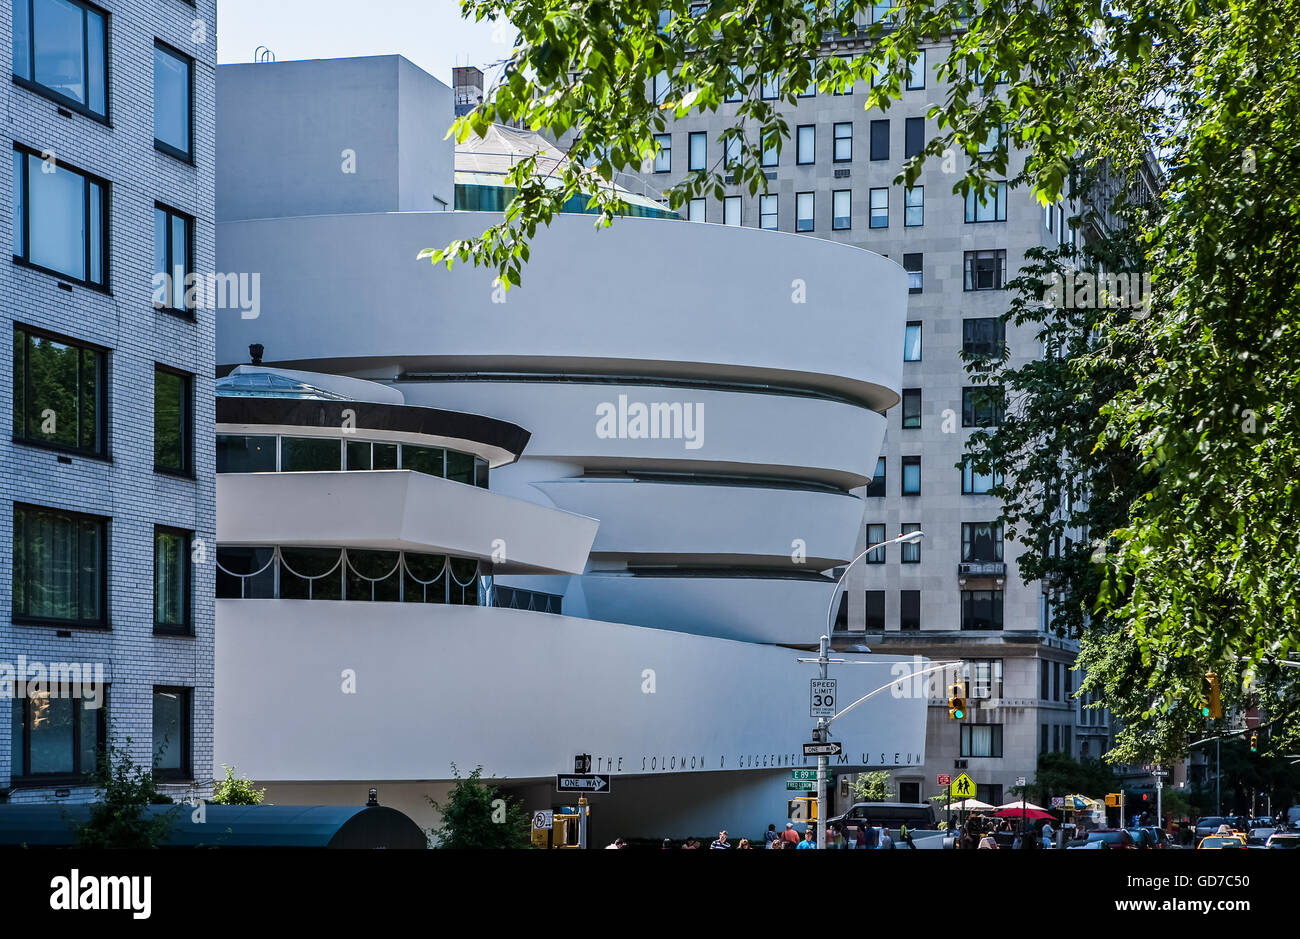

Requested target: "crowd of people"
[{"left": 627, "top": 819, "right": 921, "bottom": 849}]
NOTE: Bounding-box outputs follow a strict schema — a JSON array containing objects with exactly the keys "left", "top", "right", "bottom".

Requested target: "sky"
[{"left": 217, "top": 0, "right": 518, "bottom": 84}]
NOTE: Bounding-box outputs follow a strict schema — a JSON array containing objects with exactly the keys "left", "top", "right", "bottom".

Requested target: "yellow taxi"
[{"left": 1197, "top": 833, "right": 1247, "bottom": 849}]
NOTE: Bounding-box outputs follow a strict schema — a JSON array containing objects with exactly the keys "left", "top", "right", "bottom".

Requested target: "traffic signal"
[
  {"left": 1202, "top": 672, "right": 1222, "bottom": 719},
  {"left": 1250, "top": 732, "right": 1258, "bottom": 753},
  {"left": 947, "top": 683, "right": 966, "bottom": 720}
]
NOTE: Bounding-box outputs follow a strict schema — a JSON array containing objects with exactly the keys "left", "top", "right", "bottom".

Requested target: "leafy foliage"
[
  {"left": 441, "top": 0, "right": 1300, "bottom": 756},
  {"left": 76, "top": 743, "right": 179, "bottom": 849},
  {"left": 1021, "top": 752, "right": 1118, "bottom": 807},
  {"left": 852, "top": 770, "right": 894, "bottom": 802},
  {"left": 427, "top": 764, "right": 533, "bottom": 849},
  {"left": 211, "top": 764, "right": 267, "bottom": 806}
]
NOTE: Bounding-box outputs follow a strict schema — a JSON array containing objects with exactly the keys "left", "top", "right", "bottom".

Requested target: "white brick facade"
[{"left": 1, "top": 0, "right": 216, "bottom": 804}]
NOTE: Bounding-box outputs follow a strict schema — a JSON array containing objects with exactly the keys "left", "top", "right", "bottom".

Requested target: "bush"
[
  {"left": 76, "top": 743, "right": 179, "bottom": 849},
  {"left": 427, "top": 764, "right": 532, "bottom": 849},
  {"left": 211, "top": 764, "right": 266, "bottom": 806}
]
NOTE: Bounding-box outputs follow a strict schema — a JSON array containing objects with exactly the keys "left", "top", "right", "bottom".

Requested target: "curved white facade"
[
  {"left": 212, "top": 56, "right": 917, "bottom": 840},
  {"left": 218, "top": 211, "right": 906, "bottom": 643}
]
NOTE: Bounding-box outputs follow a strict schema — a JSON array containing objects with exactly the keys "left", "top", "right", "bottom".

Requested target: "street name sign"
[
  {"left": 949, "top": 773, "right": 976, "bottom": 799},
  {"left": 555, "top": 774, "right": 611, "bottom": 793},
  {"left": 810, "top": 679, "right": 837, "bottom": 718},
  {"left": 792, "top": 769, "right": 820, "bottom": 780},
  {"left": 787, "top": 780, "right": 815, "bottom": 791},
  {"left": 803, "top": 742, "right": 843, "bottom": 757}
]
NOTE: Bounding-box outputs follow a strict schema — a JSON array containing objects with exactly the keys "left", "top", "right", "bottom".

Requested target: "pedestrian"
[
  {"left": 662, "top": 838, "right": 672, "bottom": 850},
  {"left": 781, "top": 822, "right": 801, "bottom": 846},
  {"left": 898, "top": 821, "right": 917, "bottom": 849},
  {"left": 978, "top": 829, "right": 998, "bottom": 849},
  {"left": 855, "top": 824, "right": 867, "bottom": 849},
  {"left": 764, "top": 823, "right": 779, "bottom": 848},
  {"left": 737, "top": 838, "right": 751, "bottom": 849},
  {"left": 710, "top": 830, "right": 731, "bottom": 849},
  {"left": 831, "top": 827, "right": 845, "bottom": 849},
  {"left": 797, "top": 829, "right": 817, "bottom": 849},
  {"left": 1041, "top": 819, "right": 1054, "bottom": 849},
  {"left": 767, "top": 833, "right": 783, "bottom": 850},
  {"left": 863, "top": 819, "right": 880, "bottom": 849},
  {"left": 879, "top": 825, "right": 894, "bottom": 849}
]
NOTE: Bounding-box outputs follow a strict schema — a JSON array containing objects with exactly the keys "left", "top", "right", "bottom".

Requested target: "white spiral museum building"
[{"left": 211, "top": 55, "right": 924, "bottom": 840}]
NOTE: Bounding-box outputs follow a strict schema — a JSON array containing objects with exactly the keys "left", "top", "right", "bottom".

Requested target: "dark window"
[
  {"left": 901, "top": 523, "right": 921, "bottom": 563},
  {"left": 964, "top": 249, "right": 1007, "bottom": 290},
  {"left": 12, "top": 325, "right": 106, "bottom": 456},
  {"left": 154, "top": 204, "right": 193, "bottom": 314},
  {"left": 215, "top": 546, "right": 275, "bottom": 599},
  {"left": 154, "top": 366, "right": 193, "bottom": 475},
  {"left": 1041, "top": 660, "right": 1050, "bottom": 700},
  {"left": 866, "top": 457, "right": 886, "bottom": 497},
  {"left": 154, "top": 41, "right": 194, "bottom": 161},
  {"left": 900, "top": 589, "right": 920, "bottom": 630},
  {"left": 962, "top": 386, "right": 1004, "bottom": 427},
  {"left": 152, "top": 687, "right": 192, "bottom": 779},
  {"left": 961, "top": 590, "right": 1004, "bottom": 630},
  {"left": 903, "top": 253, "right": 922, "bottom": 294},
  {"left": 796, "top": 124, "right": 815, "bottom": 164},
  {"left": 402, "top": 444, "right": 445, "bottom": 477},
  {"left": 833, "top": 122, "right": 852, "bottom": 162},
  {"left": 154, "top": 527, "right": 191, "bottom": 635},
  {"left": 961, "top": 522, "right": 1003, "bottom": 561},
  {"left": 688, "top": 131, "right": 706, "bottom": 171},
  {"left": 12, "top": 503, "right": 106, "bottom": 626},
  {"left": 904, "top": 116, "right": 925, "bottom": 159},
  {"left": 961, "top": 457, "right": 1003, "bottom": 494},
  {"left": 965, "top": 182, "right": 1008, "bottom": 222},
  {"left": 901, "top": 388, "right": 921, "bottom": 429},
  {"left": 865, "top": 523, "right": 886, "bottom": 563},
  {"left": 961, "top": 724, "right": 1003, "bottom": 758},
  {"left": 899, "top": 781, "right": 920, "bottom": 803},
  {"left": 902, "top": 455, "right": 921, "bottom": 495},
  {"left": 281, "top": 436, "right": 341, "bottom": 472},
  {"left": 870, "top": 120, "right": 890, "bottom": 161},
  {"left": 12, "top": 0, "right": 108, "bottom": 119},
  {"left": 12, "top": 145, "right": 108, "bottom": 287},
  {"left": 865, "top": 590, "right": 885, "bottom": 630},
  {"left": 446, "top": 450, "right": 475, "bottom": 485},
  {"left": 1040, "top": 723, "right": 1049, "bottom": 754},
  {"left": 963, "top": 317, "right": 1006, "bottom": 356},
  {"left": 217, "top": 434, "right": 276, "bottom": 473},
  {"left": 903, "top": 322, "right": 922, "bottom": 361},
  {"left": 9, "top": 692, "right": 106, "bottom": 780},
  {"left": 1054, "top": 661, "right": 1062, "bottom": 701}
]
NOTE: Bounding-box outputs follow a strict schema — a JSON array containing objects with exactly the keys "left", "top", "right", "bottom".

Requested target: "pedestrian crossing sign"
[{"left": 950, "top": 773, "right": 975, "bottom": 799}]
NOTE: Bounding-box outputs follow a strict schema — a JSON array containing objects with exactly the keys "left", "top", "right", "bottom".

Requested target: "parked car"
[
  {"left": 1127, "top": 828, "right": 1159, "bottom": 849},
  {"left": 825, "top": 802, "right": 936, "bottom": 837},
  {"left": 1066, "top": 829, "right": 1136, "bottom": 850},
  {"left": 1247, "top": 827, "right": 1275, "bottom": 846},
  {"left": 1194, "top": 816, "right": 1227, "bottom": 840},
  {"left": 1139, "top": 826, "right": 1173, "bottom": 849}
]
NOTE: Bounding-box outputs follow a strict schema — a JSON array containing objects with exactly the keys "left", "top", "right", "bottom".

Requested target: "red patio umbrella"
[{"left": 995, "top": 808, "right": 1054, "bottom": 820}]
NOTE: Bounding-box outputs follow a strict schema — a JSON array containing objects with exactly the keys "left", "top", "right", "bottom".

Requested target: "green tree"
[
  {"left": 76, "top": 743, "right": 179, "bottom": 849},
  {"left": 434, "top": 0, "right": 1300, "bottom": 756},
  {"left": 211, "top": 764, "right": 267, "bottom": 806},
  {"left": 1022, "top": 752, "right": 1118, "bottom": 807},
  {"left": 427, "top": 764, "right": 533, "bottom": 849},
  {"left": 851, "top": 771, "right": 894, "bottom": 802}
]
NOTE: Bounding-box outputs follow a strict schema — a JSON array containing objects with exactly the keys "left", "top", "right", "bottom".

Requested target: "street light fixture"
[{"left": 806, "top": 530, "right": 925, "bottom": 848}]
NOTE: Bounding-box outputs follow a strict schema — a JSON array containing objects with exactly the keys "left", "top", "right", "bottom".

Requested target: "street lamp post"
[{"left": 806, "top": 529, "right": 924, "bottom": 849}]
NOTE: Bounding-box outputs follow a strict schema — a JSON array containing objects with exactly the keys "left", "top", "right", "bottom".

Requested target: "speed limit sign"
[{"left": 810, "top": 679, "right": 837, "bottom": 718}]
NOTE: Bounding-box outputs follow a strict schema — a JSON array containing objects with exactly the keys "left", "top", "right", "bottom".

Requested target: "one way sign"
[{"left": 555, "top": 774, "right": 612, "bottom": 793}]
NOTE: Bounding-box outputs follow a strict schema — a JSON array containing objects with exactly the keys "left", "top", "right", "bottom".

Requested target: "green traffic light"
[
  {"left": 1201, "top": 706, "right": 1210, "bottom": 717},
  {"left": 954, "top": 708, "right": 965, "bottom": 719}
]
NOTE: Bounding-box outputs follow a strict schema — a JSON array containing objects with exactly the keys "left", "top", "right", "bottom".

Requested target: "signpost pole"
[
  {"left": 578, "top": 796, "right": 588, "bottom": 850},
  {"left": 816, "top": 633, "right": 829, "bottom": 851}
]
